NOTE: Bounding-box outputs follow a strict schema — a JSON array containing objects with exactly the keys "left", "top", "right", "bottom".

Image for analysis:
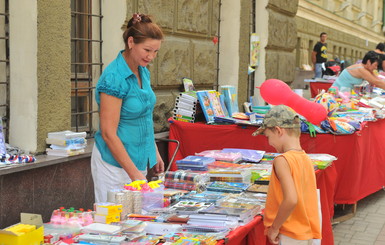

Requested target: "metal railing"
[{"left": 70, "top": 0, "right": 102, "bottom": 136}]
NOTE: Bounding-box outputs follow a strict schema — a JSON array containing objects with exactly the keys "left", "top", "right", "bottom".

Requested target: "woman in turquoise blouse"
[
  {"left": 91, "top": 13, "right": 164, "bottom": 202},
  {"left": 331, "top": 51, "right": 385, "bottom": 92}
]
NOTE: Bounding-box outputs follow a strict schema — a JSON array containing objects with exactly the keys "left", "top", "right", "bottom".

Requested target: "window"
[
  {"left": 71, "top": 0, "right": 102, "bottom": 135},
  {"left": 0, "top": 0, "right": 9, "bottom": 142}
]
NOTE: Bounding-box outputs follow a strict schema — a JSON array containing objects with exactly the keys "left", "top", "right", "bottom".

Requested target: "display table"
[
  {"left": 168, "top": 119, "right": 385, "bottom": 204},
  {"left": 304, "top": 79, "right": 333, "bottom": 97},
  {"left": 168, "top": 119, "right": 339, "bottom": 245}
]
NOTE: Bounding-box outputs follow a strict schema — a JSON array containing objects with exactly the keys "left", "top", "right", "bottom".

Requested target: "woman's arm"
[
  {"left": 358, "top": 68, "right": 385, "bottom": 90},
  {"left": 267, "top": 156, "right": 298, "bottom": 244},
  {"left": 99, "top": 93, "right": 146, "bottom": 181}
]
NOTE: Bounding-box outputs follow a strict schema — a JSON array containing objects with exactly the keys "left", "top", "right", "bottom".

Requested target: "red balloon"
[
  {"left": 259, "top": 79, "right": 327, "bottom": 125},
  {"left": 260, "top": 79, "right": 293, "bottom": 105}
]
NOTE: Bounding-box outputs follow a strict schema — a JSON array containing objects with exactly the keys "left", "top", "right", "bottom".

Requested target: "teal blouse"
[{"left": 94, "top": 51, "right": 156, "bottom": 171}]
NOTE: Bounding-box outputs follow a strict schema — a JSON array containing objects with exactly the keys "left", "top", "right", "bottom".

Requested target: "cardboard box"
[
  {"left": 94, "top": 202, "right": 122, "bottom": 215},
  {"left": 93, "top": 213, "right": 121, "bottom": 224},
  {"left": 0, "top": 213, "right": 44, "bottom": 245}
]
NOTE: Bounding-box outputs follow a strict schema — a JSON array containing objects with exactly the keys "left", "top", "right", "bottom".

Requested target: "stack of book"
[
  {"left": 173, "top": 91, "right": 198, "bottom": 123},
  {"left": 46, "top": 130, "right": 87, "bottom": 156}
]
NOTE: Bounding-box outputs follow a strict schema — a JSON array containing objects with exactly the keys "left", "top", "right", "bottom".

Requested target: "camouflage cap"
[{"left": 252, "top": 105, "right": 300, "bottom": 136}]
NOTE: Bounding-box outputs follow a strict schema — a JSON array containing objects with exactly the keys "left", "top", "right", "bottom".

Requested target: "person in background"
[
  {"left": 253, "top": 105, "right": 321, "bottom": 245},
  {"left": 312, "top": 32, "right": 328, "bottom": 78},
  {"left": 330, "top": 50, "right": 385, "bottom": 92},
  {"left": 373, "top": 42, "right": 385, "bottom": 72},
  {"left": 91, "top": 13, "right": 165, "bottom": 203}
]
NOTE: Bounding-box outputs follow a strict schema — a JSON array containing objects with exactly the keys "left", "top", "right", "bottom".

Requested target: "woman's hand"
[{"left": 155, "top": 154, "right": 165, "bottom": 174}]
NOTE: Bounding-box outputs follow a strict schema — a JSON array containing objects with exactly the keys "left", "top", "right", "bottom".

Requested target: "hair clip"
[{"left": 132, "top": 13, "right": 142, "bottom": 24}]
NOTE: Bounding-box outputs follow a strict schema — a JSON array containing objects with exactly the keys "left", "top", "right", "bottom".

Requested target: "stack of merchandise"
[
  {"left": 195, "top": 150, "right": 242, "bottom": 163},
  {"left": 163, "top": 170, "right": 209, "bottom": 192},
  {"left": 173, "top": 91, "right": 199, "bottom": 123},
  {"left": 93, "top": 203, "right": 122, "bottom": 224},
  {"left": 208, "top": 168, "right": 252, "bottom": 183},
  {"left": 46, "top": 130, "right": 87, "bottom": 156},
  {"left": 175, "top": 155, "right": 215, "bottom": 171}
]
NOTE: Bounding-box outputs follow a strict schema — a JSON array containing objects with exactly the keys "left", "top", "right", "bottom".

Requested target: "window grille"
[
  {"left": 0, "top": 0, "right": 9, "bottom": 142},
  {"left": 71, "top": 0, "right": 102, "bottom": 135}
]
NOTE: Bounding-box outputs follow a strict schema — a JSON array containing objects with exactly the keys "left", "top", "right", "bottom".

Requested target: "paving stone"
[{"left": 333, "top": 190, "right": 385, "bottom": 244}]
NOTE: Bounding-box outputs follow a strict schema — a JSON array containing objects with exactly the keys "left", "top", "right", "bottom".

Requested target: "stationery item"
[
  {"left": 195, "top": 150, "right": 242, "bottom": 163},
  {"left": 220, "top": 85, "right": 239, "bottom": 117},
  {"left": 47, "top": 130, "right": 87, "bottom": 140},
  {"left": 170, "top": 201, "right": 213, "bottom": 214},
  {"left": 206, "top": 181, "right": 250, "bottom": 193},
  {"left": 164, "top": 171, "right": 209, "bottom": 183},
  {"left": 197, "top": 91, "right": 215, "bottom": 123},
  {"left": 0, "top": 118, "right": 6, "bottom": 155},
  {"left": 81, "top": 223, "right": 122, "bottom": 234},
  {"left": 179, "top": 91, "right": 198, "bottom": 102},
  {"left": 45, "top": 137, "right": 86, "bottom": 146},
  {"left": 176, "top": 155, "right": 216, "bottom": 167},
  {"left": 182, "top": 77, "right": 195, "bottom": 92},
  {"left": 222, "top": 148, "right": 265, "bottom": 163}
]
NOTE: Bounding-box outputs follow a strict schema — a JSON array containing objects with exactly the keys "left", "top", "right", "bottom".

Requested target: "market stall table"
[
  {"left": 168, "top": 119, "right": 385, "bottom": 204},
  {"left": 304, "top": 79, "right": 333, "bottom": 97},
  {"left": 168, "top": 119, "right": 338, "bottom": 245}
]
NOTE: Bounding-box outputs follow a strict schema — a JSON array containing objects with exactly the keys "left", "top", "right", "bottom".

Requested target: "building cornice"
[{"left": 298, "top": 0, "right": 384, "bottom": 43}]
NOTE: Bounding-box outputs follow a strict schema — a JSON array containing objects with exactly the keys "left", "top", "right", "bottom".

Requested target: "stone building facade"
[{"left": 1, "top": 0, "right": 384, "bottom": 153}]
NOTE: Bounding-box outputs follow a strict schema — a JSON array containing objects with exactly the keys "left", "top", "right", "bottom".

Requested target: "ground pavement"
[{"left": 333, "top": 189, "right": 385, "bottom": 245}]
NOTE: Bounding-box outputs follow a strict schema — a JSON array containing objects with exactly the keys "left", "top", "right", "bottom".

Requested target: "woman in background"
[{"left": 330, "top": 50, "right": 385, "bottom": 92}]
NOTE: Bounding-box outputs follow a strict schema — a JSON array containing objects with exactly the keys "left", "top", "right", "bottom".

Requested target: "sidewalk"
[{"left": 333, "top": 189, "right": 385, "bottom": 245}]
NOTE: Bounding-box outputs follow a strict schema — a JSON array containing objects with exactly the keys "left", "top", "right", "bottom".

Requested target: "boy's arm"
[{"left": 267, "top": 156, "right": 298, "bottom": 244}]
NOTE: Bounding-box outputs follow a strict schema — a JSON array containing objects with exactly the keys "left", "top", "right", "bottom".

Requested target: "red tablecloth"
[
  {"left": 168, "top": 119, "right": 340, "bottom": 245},
  {"left": 213, "top": 167, "right": 337, "bottom": 245},
  {"left": 309, "top": 82, "right": 333, "bottom": 97},
  {"left": 168, "top": 119, "right": 385, "bottom": 204}
]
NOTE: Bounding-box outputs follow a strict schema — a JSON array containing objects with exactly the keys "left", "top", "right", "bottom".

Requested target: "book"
[
  {"left": 174, "top": 100, "right": 196, "bottom": 111},
  {"left": 179, "top": 91, "right": 198, "bottom": 102},
  {"left": 206, "top": 90, "right": 226, "bottom": 117},
  {"left": 198, "top": 205, "right": 255, "bottom": 220},
  {"left": 50, "top": 143, "right": 87, "bottom": 151},
  {"left": 175, "top": 97, "right": 197, "bottom": 105},
  {"left": 47, "top": 130, "right": 87, "bottom": 140},
  {"left": 220, "top": 85, "right": 239, "bottom": 117},
  {"left": 173, "top": 108, "right": 195, "bottom": 118},
  {"left": 206, "top": 181, "right": 250, "bottom": 193},
  {"left": 46, "top": 137, "right": 87, "bottom": 146},
  {"left": 170, "top": 201, "right": 213, "bottom": 215},
  {"left": 196, "top": 91, "right": 215, "bottom": 123},
  {"left": 182, "top": 77, "right": 195, "bottom": 92},
  {"left": 176, "top": 155, "right": 216, "bottom": 167},
  {"left": 46, "top": 148, "right": 85, "bottom": 156},
  {"left": 173, "top": 113, "right": 194, "bottom": 121}
]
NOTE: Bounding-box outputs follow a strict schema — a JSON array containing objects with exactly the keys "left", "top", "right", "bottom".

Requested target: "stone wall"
[
  {"left": 127, "top": 0, "right": 220, "bottom": 132},
  {"left": 265, "top": 0, "right": 299, "bottom": 83}
]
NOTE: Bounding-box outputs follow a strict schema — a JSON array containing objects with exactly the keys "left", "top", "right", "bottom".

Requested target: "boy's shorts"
[{"left": 279, "top": 234, "right": 321, "bottom": 245}]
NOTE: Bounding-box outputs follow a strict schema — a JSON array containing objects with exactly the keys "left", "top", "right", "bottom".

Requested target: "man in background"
[{"left": 312, "top": 32, "right": 328, "bottom": 78}]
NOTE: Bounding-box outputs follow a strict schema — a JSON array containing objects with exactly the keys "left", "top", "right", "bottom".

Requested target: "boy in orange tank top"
[{"left": 253, "top": 105, "right": 321, "bottom": 245}]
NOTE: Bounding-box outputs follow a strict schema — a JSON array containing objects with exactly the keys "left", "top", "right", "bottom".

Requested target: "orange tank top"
[{"left": 264, "top": 150, "right": 321, "bottom": 240}]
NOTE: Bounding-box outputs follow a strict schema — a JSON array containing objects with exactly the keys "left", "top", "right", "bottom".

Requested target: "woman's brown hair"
[{"left": 122, "top": 13, "right": 164, "bottom": 50}]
